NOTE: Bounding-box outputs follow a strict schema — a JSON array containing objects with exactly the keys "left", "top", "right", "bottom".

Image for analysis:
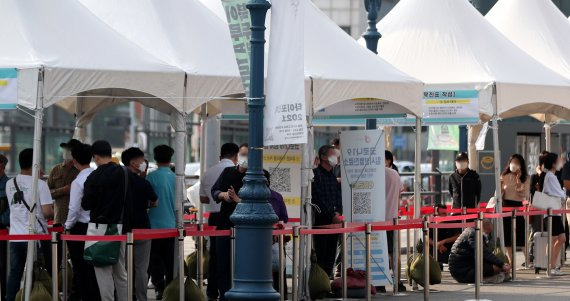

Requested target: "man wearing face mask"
[
  {"left": 48, "top": 138, "right": 81, "bottom": 226},
  {"left": 449, "top": 152, "right": 481, "bottom": 209},
  {"left": 120, "top": 147, "right": 157, "bottom": 301},
  {"left": 312, "top": 145, "right": 343, "bottom": 277},
  {"left": 210, "top": 143, "right": 248, "bottom": 300}
]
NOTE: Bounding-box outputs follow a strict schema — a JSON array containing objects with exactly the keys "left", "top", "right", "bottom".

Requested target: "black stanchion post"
[
  {"left": 365, "top": 224, "right": 372, "bottom": 301},
  {"left": 511, "top": 210, "right": 517, "bottom": 280},
  {"left": 126, "top": 232, "right": 134, "bottom": 301},
  {"left": 51, "top": 232, "right": 58, "bottom": 301},
  {"left": 292, "top": 226, "right": 299, "bottom": 301},
  {"left": 422, "top": 216, "right": 430, "bottom": 301}
]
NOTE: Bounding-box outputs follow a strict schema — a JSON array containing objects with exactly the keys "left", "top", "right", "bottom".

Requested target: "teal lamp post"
[{"left": 362, "top": 0, "right": 382, "bottom": 129}]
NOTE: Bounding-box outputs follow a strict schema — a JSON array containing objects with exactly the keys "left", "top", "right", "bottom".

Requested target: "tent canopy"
[
  {"left": 486, "top": 0, "right": 570, "bottom": 121},
  {"left": 370, "top": 0, "right": 570, "bottom": 120},
  {"left": 0, "top": 0, "right": 185, "bottom": 113},
  {"left": 199, "top": 0, "right": 424, "bottom": 116},
  {"left": 78, "top": 0, "right": 244, "bottom": 114}
]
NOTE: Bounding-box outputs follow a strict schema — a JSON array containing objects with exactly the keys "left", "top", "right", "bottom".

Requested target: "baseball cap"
[{"left": 60, "top": 138, "right": 81, "bottom": 150}]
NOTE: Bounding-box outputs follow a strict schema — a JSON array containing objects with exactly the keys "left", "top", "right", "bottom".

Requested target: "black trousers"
[
  {"left": 149, "top": 237, "right": 175, "bottom": 293},
  {"left": 67, "top": 222, "right": 100, "bottom": 301},
  {"left": 207, "top": 236, "right": 218, "bottom": 298},
  {"left": 0, "top": 225, "right": 7, "bottom": 301},
  {"left": 314, "top": 234, "right": 339, "bottom": 277},
  {"left": 216, "top": 236, "right": 231, "bottom": 301}
]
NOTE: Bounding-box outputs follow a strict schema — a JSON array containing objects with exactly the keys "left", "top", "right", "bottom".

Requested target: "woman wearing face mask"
[
  {"left": 500, "top": 154, "right": 530, "bottom": 265},
  {"left": 541, "top": 152, "right": 567, "bottom": 275},
  {"left": 449, "top": 152, "right": 482, "bottom": 209}
]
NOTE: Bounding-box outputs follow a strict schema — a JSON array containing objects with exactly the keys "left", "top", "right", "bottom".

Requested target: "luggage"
[
  {"left": 533, "top": 232, "right": 561, "bottom": 274},
  {"left": 162, "top": 276, "right": 205, "bottom": 301},
  {"left": 185, "top": 243, "right": 209, "bottom": 280},
  {"left": 330, "top": 268, "right": 376, "bottom": 297},
  {"left": 308, "top": 251, "right": 331, "bottom": 300}
]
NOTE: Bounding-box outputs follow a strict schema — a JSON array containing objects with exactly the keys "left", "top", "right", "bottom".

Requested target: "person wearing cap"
[
  {"left": 48, "top": 138, "right": 81, "bottom": 225},
  {"left": 448, "top": 152, "right": 481, "bottom": 209}
]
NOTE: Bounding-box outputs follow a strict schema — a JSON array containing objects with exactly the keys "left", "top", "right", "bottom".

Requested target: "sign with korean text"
[
  {"left": 315, "top": 98, "right": 406, "bottom": 119},
  {"left": 427, "top": 125, "right": 460, "bottom": 151},
  {"left": 422, "top": 90, "right": 479, "bottom": 123},
  {"left": 263, "top": 144, "right": 302, "bottom": 219},
  {"left": 0, "top": 69, "right": 18, "bottom": 109},
  {"left": 221, "top": 0, "right": 251, "bottom": 95},
  {"left": 340, "top": 130, "right": 390, "bottom": 286}
]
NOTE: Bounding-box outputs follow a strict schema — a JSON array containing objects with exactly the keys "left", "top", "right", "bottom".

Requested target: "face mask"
[
  {"left": 63, "top": 150, "right": 72, "bottom": 161},
  {"left": 328, "top": 156, "right": 338, "bottom": 167},
  {"left": 138, "top": 161, "right": 147, "bottom": 173},
  {"left": 455, "top": 161, "right": 468, "bottom": 170},
  {"left": 237, "top": 155, "right": 248, "bottom": 169},
  {"left": 509, "top": 163, "right": 520, "bottom": 173}
]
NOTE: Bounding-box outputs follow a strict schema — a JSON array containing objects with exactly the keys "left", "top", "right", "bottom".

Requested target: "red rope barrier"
[
  {"left": 431, "top": 214, "right": 478, "bottom": 223},
  {"left": 483, "top": 212, "right": 511, "bottom": 219},
  {"left": 372, "top": 223, "right": 423, "bottom": 231},
  {"left": 300, "top": 226, "right": 366, "bottom": 235},
  {"left": 61, "top": 234, "right": 126, "bottom": 242},
  {"left": 132, "top": 229, "right": 178, "bottom": 240},
  {"left": 430, "top": 222, "right": 474, "bottom": 229},
  {"left": 0, "top": 234, "right": 51, "bottom": 241},
  {"left": 185, "top": 229, "right": 231, "bottom": 237}
]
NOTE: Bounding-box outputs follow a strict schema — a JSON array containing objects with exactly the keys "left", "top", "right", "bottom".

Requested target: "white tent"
[
  {"left": 0, "top": 0, "right": 188, "bottom": 298},
  {"left": 486, "top": 0, "right": 570, "bottom": 149}
]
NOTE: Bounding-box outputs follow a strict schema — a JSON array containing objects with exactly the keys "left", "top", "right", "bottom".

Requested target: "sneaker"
[
  {"left": 550, "top": 268, "right": 565, "bottom": 276},
  {"left": 398, "top": 282, "right": 407, "bottom": 292},
  {"left": 483, "top": 273, "right": 504, "bottom": 284},
  {"left": 375, "top": 286, "right": 386, "bottom": 293}
]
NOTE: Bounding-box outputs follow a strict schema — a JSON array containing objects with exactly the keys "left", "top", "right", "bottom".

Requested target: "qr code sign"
[
  {"left": 269, "top": 167, "right": 291, "bottom": 193},
  {"left": 353, "top": 192, "right": 371, "bottom": 214}
]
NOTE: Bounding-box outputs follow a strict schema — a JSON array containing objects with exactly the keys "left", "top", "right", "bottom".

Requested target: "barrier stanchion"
[
  {"left": 422, "top": 216, "right": 429, "bottom": 301},
  {"left": 392, "top": 217, "right": 404, "bottom": 296},
  {"left": 62, "top": 237, "right": 68, "bottom": 301},
  {"left": 341, "top": 221, "right": 347, "bottom": 299},
  {"left": 126, "top": 232, "right": 134, "bottom": 301},
  {"left": 51, "top": 232, "right": 58, "bottom": 301},
  {"left": 279, "top": 233, "right": 285, "bottom": 301},
  {"left": 562, "top": 203, "right": 567, "bottom": 266},
  {"left": 365, "top": 223, "right": 372, "bottom": 301},
  {"left": 547, "top": 208, "right": 553, "bottom": 277},
  {"left": 475, "top": 213, "right": 482, "bottom": 300},
  {"left": 524, "top": 204, "right": 530, "bottom": 270},
  {"left": 432, "top": 207, "right": 438, "bottom": 260},
  {"left": 405, "top": 205, "right": 411, "bottom": 271},
  {"left": 511, "top": 210, "right": 517, "bottom": 280},
  {"left": 178, "top": 228, "right": 185, "bottom": 301},
  {"left": 292, "top": 226, "right": 299, "bottom": 301},
  {"left": 197, "top": 224, "right": 204, "bottom": 289},
  {"left": 230, "top": 227, "right": 235, "bottom": 285}
]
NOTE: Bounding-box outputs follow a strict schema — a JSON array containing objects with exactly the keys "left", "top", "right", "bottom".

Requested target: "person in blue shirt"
[{"left": 146, "top": 145, "right": 176, "bottom": 300}]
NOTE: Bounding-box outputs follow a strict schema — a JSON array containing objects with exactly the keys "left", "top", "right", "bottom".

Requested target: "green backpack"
[
  {"left": 162, "top": 276, "right": 205, "bottom": 301},
  {"left": 406, "top": 240, "right": 442, "bottom": 287},
  {"left": 308, "top": 251, "right": 331, "bottom": 300}
]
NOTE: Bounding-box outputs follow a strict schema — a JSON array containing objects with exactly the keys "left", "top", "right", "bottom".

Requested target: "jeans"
[
  {"left": 5, "top": 241, "right": 51, "bottom": 301},
  {"left": 134, "top": 240, "right": 151, "bottom": 301},
  {"left": 94, "top": 242, "right": 127, "bottom": 301},
  {"left": 67, "top": 222, "right": 100, "bottom": 301},
  {"left": 149, "top": 237, "right": 175, "bottom": 294},
  {"left": 216, "top": 236, "right": 231, "bottom": 300}
]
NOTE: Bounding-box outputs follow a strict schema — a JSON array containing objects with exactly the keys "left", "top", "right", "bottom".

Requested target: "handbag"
[
  {"left": 84, "top": 167, "right": 129, "bottom": 267},
  {"left": 532, "top": 191, "right": 562, "bottom": 210}
]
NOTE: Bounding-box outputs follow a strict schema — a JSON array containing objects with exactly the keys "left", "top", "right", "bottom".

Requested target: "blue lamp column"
[
  {"left": 225, "top": 0, "right": 280, "bottom": 300},
  {"left": 362, "top": 0, "right": 382, "bottom": 129}
]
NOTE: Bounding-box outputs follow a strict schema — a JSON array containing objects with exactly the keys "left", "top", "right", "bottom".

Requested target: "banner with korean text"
[
  {"left": 263, "top": 144, "right": 302, "bottom": 219},
  {"left": 422, "top": 90, "right": 479, "bottom": 124},
  {"left": 0, "top": 69, "right": 18, "bottom": 109},
  {"left": 264, "top": 0, "right": 307, "bottom": 146},
  {"left": 340, "top": 129, "right": 390, "bottom": 286},
  {"left": 221, "top": 0, "right": 251, "bottom": 95}
]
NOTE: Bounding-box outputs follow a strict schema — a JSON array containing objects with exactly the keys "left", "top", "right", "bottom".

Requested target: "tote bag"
[{"left": 532, "top": 191, "right": 562, "bottom": 210}]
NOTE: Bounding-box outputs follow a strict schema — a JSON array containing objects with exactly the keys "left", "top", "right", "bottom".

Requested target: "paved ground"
[{"left": 145, "top": 238, "right": 570, "bottom": 301}]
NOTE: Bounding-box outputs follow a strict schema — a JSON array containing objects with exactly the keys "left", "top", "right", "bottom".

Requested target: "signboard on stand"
[
  {"left": 340, "top": 129, "right": 390, "bottom": 286},
  {"left": 0, "top": 68, "right": 18, "bottom": 109},
  {"left": 263, "top": 144, "right": 302, "bottom": 219}
]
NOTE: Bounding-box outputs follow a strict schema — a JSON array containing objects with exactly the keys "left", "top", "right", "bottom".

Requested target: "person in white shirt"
[
  {"left": 5, "top": 149, "right": 54, "bottom": 301},
  {"left": 64, "top": 143, "right": 100, "bottom": 301},
  {"left": 199, "top": 142, "right": 239, "bottom": 300},
  {"left": 542, "top": 152, "right": 567, "bottom": 276}
]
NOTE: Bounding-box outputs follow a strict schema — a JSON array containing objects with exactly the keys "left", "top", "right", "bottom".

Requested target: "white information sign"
[
  {"left": 340, "top": 130, "right": 390, "bottom": 286},
  {"left": 0, "top": 68, "right": 18, "bottom": 109},
  {"left": 422, "top": 90, "right": 479, "bottom": 123},
  {"left": 315, "top": 98, "right": 406, "bottom": 119}
]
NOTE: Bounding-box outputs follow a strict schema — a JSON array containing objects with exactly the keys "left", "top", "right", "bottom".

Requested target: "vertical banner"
[
  {"left": 427, "top": 125, "right": 460, "bottom": 151},
  {"left": 340, "top": 130, "right": 390, "bottom": 286},
  {"left": 263, "top": 145, "right": 302, "bottom": 219},
  {"left": 264, "top": 0, "right": 307, "bottom": 146},
  {"left": 221, "top": 0, "right": 252, "bottom": 95},
  {"left": 0, "top": 68, "right": 18, "bottom": 109}
]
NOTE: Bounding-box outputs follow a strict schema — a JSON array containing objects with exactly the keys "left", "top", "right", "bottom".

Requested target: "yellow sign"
[
  {"left": 425, "top": 99, "right": 472, "bottom": 105},
  {"left": 481, "top": 156, "right": 494, "bottom": 170}
]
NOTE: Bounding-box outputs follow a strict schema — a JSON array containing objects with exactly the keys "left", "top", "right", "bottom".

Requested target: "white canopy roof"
[
  {"left": 200, "top": 0, "right": 424, "bottom": 116},
  {"left": 371, "top": 0, "right": 570, "bottom": 119},
  {"left": 78, "top": 0, "right": 244, "bottom": 113},
  {"left": 486, "top": 0, "right": 570, "bottom": 121},
  {"left": 0, "top": 0, "right": 185, "bottom": 113}
]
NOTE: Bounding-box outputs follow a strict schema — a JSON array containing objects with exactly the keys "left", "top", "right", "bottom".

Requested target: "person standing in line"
[
  {"left": 121, "top": 148, "right": 156, "bottom": 301},
  {"left": 383, "top": 166, "right": 406, "bottom": 292},
  {"left": 199, "top": 143, "right": 239, "bottom": 301},
  {"left": 146, "top": 145, "right": 177, "bottom": 300},
  {"left": 312, "top": 145, "right": 342, "bottom": 277},
  {"left": 0, "top": 154, "right": 9, "bottom": 301},
  {"left": 541, "top": 152, "right": 566, "bottom": 276},
  {"left": 385, "top": 150, "right": 399, "bottom": 174},
  {"left": 48, "top": 139, "right": 81, "bottom": 226},
  {"left": 500, "top": 154, "right": 530, "bottom": 265},
  {"left": 210, "top": 143, "right": 249, "bottom": 301},
  {"left": 64, "top": 143, "right": 100, "bottom": 301},
  {"left": 82, "top": 140, "right": 128, "bottom": 301},
  {"left": 5, "top": 149, "right": 54, "bottom": 301},
  {"left": 449, "top": 152, "right": 481, "bottom": 209}
]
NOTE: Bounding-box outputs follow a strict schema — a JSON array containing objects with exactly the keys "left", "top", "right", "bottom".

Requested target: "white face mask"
[
  {"left": 328, "top": 156, "right": 338, "bottom": 167},
  {"left": 509, "top": 163, "right": 520, "bottom": 173},
  {"left": 455, "top": 161, "right": 468, "bottom": 170},
  {"left": 63, "top": 150, "right": 72, "bottom": 161},
  {"left": 138, "top": 161, "right": 147, "bottom": 173},
  {"left": 237, "top": 155, "right": 248, "bottom": 169}
]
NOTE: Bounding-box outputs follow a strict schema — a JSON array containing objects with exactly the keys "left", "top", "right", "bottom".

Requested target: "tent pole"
[
  {"left": 412, "top": 117, "right": 421, "bottom": 290},
  {"left": 199, "top": 104, "right": 207, "bottom": 225},
  {"left": 171, "top": 111, "right": 186, "bottom": 229},
  {"left": 24, "top": 68, "right": 44, "bottom": 301},
  {"left": 491, "top": 86, "right": 505, "bottom": 251},
  {"left": 73, "top": 94, "right": 86, "bottom": 141},
  {"left": 544, "top": 122, "right": 552, "bottom": 152}
]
